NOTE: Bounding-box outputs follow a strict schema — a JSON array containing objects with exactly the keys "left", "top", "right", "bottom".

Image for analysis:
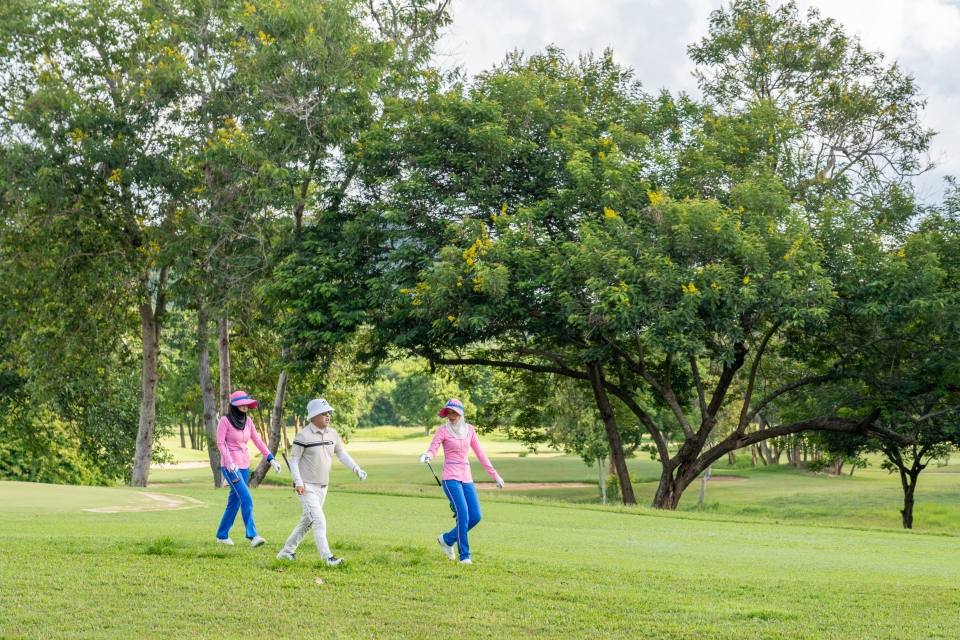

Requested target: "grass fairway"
[{"left": 3, "top": 480, "right": 960, "bottom": 638}]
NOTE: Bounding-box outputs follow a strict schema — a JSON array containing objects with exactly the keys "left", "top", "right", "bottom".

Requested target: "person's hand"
[
  {"left": 495, "top": 476, "right": 505, "bottom": 489},
  {"left": 418, "top": 453, "right": 430, "bottom": 463},
  {"left": 294, "top": 485, "right": 305, "bottom": 495},
  {"left": 270, "top": 459, "right": 282, "bottom": 474},
  {"left": 228, "top": 463, "right": 239, "bottom": 474},
  {"left": 356, "top": 468, "right": 367, "bottom": 481}
]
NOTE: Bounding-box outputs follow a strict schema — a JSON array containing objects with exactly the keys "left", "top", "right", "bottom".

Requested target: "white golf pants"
[{"left": 282, "top": 483, "right": 331, "bottom": 559}]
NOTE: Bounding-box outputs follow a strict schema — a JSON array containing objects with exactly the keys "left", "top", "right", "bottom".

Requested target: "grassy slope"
[
  {"left": 155, "top": 429, "right": 960, "bottom": 534},
  {"left": 3, "top": 481, "right": 960, "bottom": 639}
]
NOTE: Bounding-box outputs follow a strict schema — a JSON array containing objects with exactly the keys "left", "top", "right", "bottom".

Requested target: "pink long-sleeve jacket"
[
  {"left": 216, "top": 416, "right": 270, "bottom": 470},
  {"left": 425, "top": 423, "right": 498, "bottom": 483}
]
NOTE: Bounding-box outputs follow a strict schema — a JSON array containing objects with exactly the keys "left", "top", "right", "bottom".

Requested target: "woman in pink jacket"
[
  {"left": 216, "top": 390, "right": 281, "bottom": 547},
  {"left": 418, "top": 398, "right": 504, "bottom": 564}
]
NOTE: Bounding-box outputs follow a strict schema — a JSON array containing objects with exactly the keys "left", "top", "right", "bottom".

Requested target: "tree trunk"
[
  {"left": 751, "top": 445, "right": 757, "bottom": 466},
  {"left": 598, "top": 457, "right": 607, "bottom": 506},
  {"left": 698, "top": 464, "right": 712, "bottom": 505},
  {"left": 218, "top": 317, "right": 231, "bottom": 415},
  {"left": 757, "top": 415, "right": 774, "bottom": 464},
  {"left": 652, "top": 468, "right": 694, "bottom": 510},
  {"left": 198, "top": 304, "right": 223, "bottom": 488},
  {"left": 585, "top": 361, "right": 635, "bottom": 505},
  {"left": 899, "top": 468, "right": 921, "bottom": 529},
  {"left": 130, "top": 268, "right": 168, "bottom": 487},
  {"left": 179, "top": 422, "right": 186, "bottom": 449},
  {"left": 249, "top": 361, "right": 289, "bottom": 488},
  {"left": 727, "top": 450, "right": 736, "bottom": 466}
]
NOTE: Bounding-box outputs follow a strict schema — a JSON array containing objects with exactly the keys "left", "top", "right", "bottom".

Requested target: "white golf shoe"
[
  {"left": 276, "top": 550, "right": 296, "bottom": 561},
  {"left": 250, "top": 536, "right": 266, "bottom": 548},
  {"left": 216, "top": 537, "right": 234, "bottom": 546},
  {"left": 459, "top": 558, "right": 473, "bottom": 565},
  {"left": 325, "top": 556, "right": 343, "bottom": 567},
  {"left": 437, "top": 535, "right": 456, "bottom": 561}
]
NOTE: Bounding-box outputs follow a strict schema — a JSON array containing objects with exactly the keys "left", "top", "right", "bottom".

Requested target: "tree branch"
[{"left": 737, "top": 321, "right": 781, "bottom": 432}]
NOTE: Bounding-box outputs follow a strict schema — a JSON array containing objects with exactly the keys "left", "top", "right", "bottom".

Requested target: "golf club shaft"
[
  {"left": 425, "top": 460, "right": 442, "bottom": 487},
  {"left": 282, "top": 452, "right": 294, "bottom": 488},
  {"left": 425, "top": 460, "right": 456, "bottom": 516}
]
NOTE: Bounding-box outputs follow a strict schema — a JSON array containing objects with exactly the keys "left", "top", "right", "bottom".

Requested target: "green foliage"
[
  {"left": 0, "top": 372, "right": 110, "bottom": 485},
  {"left": 688, "top": 0, "right": 935, "bottom": 202}
]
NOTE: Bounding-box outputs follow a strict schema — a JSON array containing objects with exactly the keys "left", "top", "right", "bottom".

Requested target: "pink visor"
[
  {"left": 438, "top": 398, "right": 464, "bottom": 417},
  {"left": 230, "top": 390, "right": 259, "bottom": 408}
]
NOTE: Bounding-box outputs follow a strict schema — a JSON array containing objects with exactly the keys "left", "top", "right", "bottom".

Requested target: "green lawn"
[
  {"left": 154, "top": 428, "right": 960, "bottom": 534},
  {"left": 18, "top": 426, "right": 944, "bottom": 637},
  {"left": 2, "top": 479, "right": 960, "bottom": 638}
]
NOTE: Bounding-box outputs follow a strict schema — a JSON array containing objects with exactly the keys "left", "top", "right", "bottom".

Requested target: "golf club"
[
  {"left": 282, "top": 452, "right": 294, "bottom": 488},
  {"left": 423, "top": 459, "right": 456, "bottom": 516},
  {"left": 425, "top": 459, "right": 442, "bottom": 487}
]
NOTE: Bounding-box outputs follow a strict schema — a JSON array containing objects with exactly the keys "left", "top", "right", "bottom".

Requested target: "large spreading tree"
[{"left": 278, "top": 1, "right": 954, "bottom": 509}]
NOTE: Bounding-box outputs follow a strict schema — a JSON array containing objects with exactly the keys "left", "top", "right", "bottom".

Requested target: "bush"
[
  {"left": 605, "top": 472, "right": 643, "bottom": 502},
  {"left": 0, "top": 414, "right": 111, "bottom": 486}
]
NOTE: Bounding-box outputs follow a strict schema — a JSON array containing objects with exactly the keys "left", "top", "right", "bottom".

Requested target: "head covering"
[
  {"left": 446, "top": 414, "right": 469, "bottom": 439},
  {"left": 226, "top": 405, "right": 249, "bottom": 431},
  {"left": 229, "top": 391, "right": 259, "bottom": 408},
  {"left": 226, "top": 391, "right": 257, "bottom": 430},
  {"left": 438, "top": 398, "right": 464, "bottom": 418},
  {"left": 440, "top": 398, "right": 468, "bottom": 439},
  {"left": 307, "top": 398, "right": 335, "bottom": 421}
]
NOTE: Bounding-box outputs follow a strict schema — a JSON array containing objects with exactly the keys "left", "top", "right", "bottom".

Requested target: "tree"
[
  {"left": 812, "top": 182, "right": 960, "bottom": 528},
  {"left": 391, "top": 366, "right": 470, "bottom": 433},
  {"left": 0, "top": 0, "right": 194, "bottom": 484},
  {"left": 278, "top": 0, "right": 957, "bottom": 511},
  {"left": 686, "top": 0, "right": 936, "bottom": 205}
]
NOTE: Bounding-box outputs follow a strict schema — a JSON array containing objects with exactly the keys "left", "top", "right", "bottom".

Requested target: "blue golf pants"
[
  {"left": 217, "top": 467, "right": 258, "bottom": 540},
  {"left": 441, "top": 480, "right": 482, "bottom": 560}
]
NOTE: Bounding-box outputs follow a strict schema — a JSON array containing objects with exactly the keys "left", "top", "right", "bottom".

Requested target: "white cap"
[{"left": 307, "top": 398, "right": 335, "bottom": 420}]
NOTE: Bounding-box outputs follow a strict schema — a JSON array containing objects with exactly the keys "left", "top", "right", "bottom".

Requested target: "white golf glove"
[
  {"left": 228, "top": 463, "right": 239, "bottom": 474},
  {"left": 495, "top": 476, "right": 505, "bottom": 489},
  {"left": 418, "top": 453, "right": 430, "bottom": 463},
  {"left": 356, "top": 468, "right": 367, "bottom": 481},
  {"left": 270, "top": 459, "right": 282, "bottom": 474}
]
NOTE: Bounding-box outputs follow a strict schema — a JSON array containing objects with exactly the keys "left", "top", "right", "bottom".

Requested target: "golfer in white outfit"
[{"left": 277, "top": 398, "right": 367, "bottom": 566}]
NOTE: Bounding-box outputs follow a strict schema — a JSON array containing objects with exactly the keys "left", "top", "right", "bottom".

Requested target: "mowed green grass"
[
  {"left": 155, "top": 428, "right": 960, "bottom": 533},
  {"left": 3, "top": 480, "right": 960, "bottom": 639}
]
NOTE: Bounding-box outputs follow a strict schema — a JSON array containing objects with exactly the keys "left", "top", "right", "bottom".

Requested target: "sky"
[{"left": 436, "top": 0, "right": 960, "bottom": 202}]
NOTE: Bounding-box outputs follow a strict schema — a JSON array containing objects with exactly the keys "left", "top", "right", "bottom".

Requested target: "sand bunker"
[{"left": 83, "top": 492, "right": 205, "bottom": 513}]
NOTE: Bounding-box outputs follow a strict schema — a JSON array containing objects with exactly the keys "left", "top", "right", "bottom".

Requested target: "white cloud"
[{"left": 437, "top": 0, "right": 960, "bottom": 200}]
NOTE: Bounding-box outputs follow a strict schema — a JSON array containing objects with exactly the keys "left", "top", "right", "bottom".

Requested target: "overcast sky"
[{"left": 437, "top": 0, "right": 960, "bottom": 202}]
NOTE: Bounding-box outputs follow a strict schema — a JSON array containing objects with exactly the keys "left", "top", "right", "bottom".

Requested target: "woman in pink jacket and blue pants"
[
  {"left": 419, "top": 398, "right": 504, "bottom": 564},
  {"left": 216, "top": 391, "right": 281, "bottom": 547}
]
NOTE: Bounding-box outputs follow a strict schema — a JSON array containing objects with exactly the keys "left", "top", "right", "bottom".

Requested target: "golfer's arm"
[
  {"left": 216, "top": 418, "right": 233, "bottom": 469},
  {"left": 288, "top": 451, "right": 304, "bottom": 486},
  {"left": 424, "top": 428, "right": 444, "bottom": 459},
  {"left": 336, "top": 449, "right": 359, "bottom": 473},
  {"left": 249, "top": 420, "right": 271, "bottom": 458},
  {"left": 471, "top": 433, "right": 499, "bottom": 480}
]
